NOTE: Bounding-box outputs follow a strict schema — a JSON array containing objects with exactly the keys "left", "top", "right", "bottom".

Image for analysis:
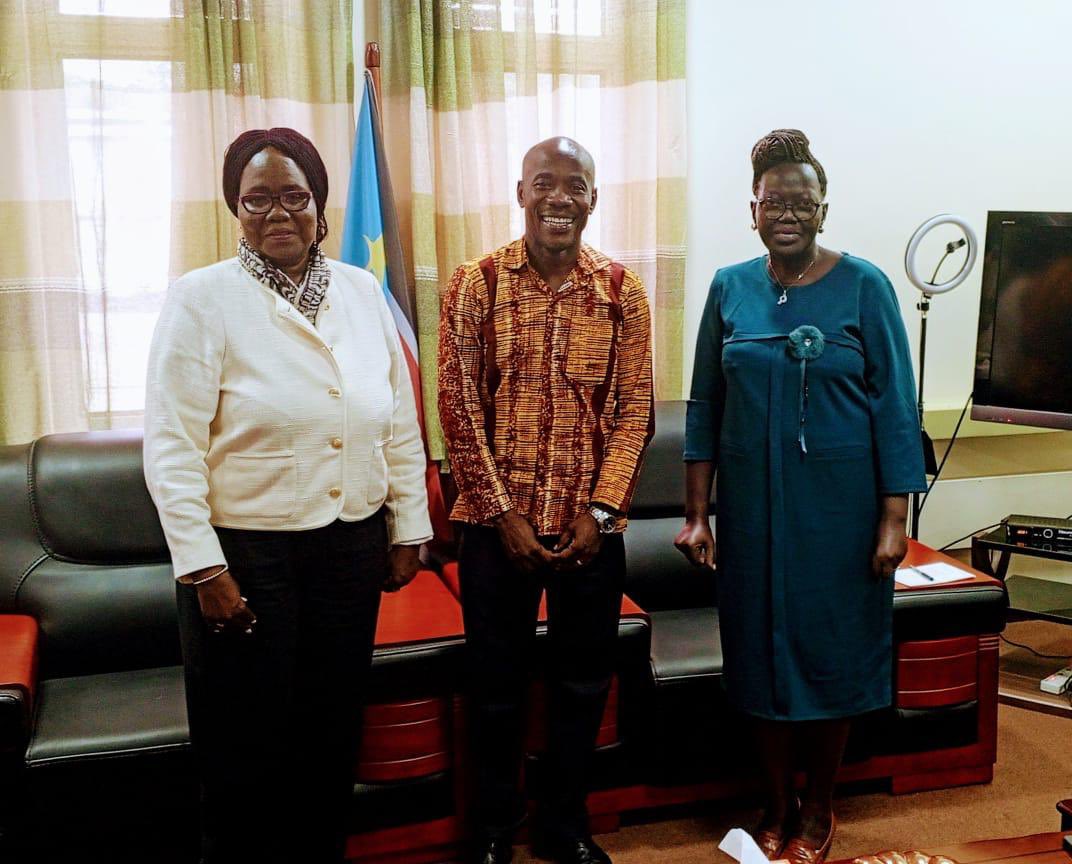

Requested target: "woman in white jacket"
[{"left": 144, "top": 127, "right": 432, "bottom": 864}]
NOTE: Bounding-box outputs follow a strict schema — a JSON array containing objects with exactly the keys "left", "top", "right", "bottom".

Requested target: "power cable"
[{"left": 918, "top": 390, "right": 973, "bottom": 516}]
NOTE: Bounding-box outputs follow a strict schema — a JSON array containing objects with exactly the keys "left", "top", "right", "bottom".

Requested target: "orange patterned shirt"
[{"left": 438, "top": 238, "right": 654, "bottom": 536}]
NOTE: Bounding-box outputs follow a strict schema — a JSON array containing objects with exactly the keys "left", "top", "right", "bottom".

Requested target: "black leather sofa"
[
  {"left": 0, "top": 404, "right": 1008, "bottom": 861},
  {"left": 0, "top": 431, "right": 467, "bottom": 862}
]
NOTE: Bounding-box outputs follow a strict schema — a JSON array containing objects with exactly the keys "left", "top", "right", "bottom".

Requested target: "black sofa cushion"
[
  {"left": 630, "top": 401, "right": 689, "bottom": 520},
  {"left": 624, "top": 518, "right": 717, "bottom": 611},
  {"left": 643, "top": 607, "right": 742, "bottom": 784},
  {"left": 25, "top": 665, "right": 189, "bottom": 769},
  {"left": 16, "top": 560, "right": 180, "bottom": 679},
  {"left": 648, "top": 607, "right": 721, "bottom": 684},
  {"left": 624, "top": 401, "right": 717, "bottom": 611},
  {"left": 20, "top": 666, "right": 198, "bottom": 858},
  {"left": 27, "top": 431, "right": 168, "bottom": 566}
]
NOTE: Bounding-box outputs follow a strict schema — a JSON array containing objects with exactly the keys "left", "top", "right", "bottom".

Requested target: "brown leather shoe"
[
  {"left": 755, "top": 829, "right": 786, "bottom": 860},
  {"left": 753, "top": 797, "right": 801, "bottom": 860},
  {"left": 783, "top": 813, "right": 837, "bottom": 864}
]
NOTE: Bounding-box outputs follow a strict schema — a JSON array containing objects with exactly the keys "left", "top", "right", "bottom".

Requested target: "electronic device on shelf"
[
  {"left": 1004, "top": 515, "right": 1072, "bottom": 551},
  {"left": 1039, "top": 666, "right": 1072, "bottom": 695},
  {"left": 972, "top": 211, "right": 1072, "bottom": 430}
]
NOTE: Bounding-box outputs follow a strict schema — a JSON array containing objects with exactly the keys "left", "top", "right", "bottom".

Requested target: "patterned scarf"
[{"left": 238, "top": 237, "right": 331, "bottom": 325}]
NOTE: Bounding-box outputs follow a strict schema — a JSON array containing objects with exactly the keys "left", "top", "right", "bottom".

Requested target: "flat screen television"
[{"left": 972, "top": 210, "right": 1072, "bottom": 430}]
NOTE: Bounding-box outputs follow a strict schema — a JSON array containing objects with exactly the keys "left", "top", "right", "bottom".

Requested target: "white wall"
[{"left": 684, "top": 1, "right": 1072, "bottom": 409}]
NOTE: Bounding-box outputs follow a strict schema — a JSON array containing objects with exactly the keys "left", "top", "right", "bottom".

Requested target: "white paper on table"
[
  {"left": 718, "top": 827, "right": 777, "bottom": 864},
  {"left": 894, "top": 561, "right": 976, "bottom": 587}
]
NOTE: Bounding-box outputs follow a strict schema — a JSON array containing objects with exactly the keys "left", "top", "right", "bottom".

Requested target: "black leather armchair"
[{"left": 0, "top": 431, "right": 466, "bottom": 861}]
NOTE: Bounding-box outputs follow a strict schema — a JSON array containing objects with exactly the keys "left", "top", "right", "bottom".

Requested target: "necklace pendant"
[{"left": 777, "top": 289, "right": 788, "bottom": 305}]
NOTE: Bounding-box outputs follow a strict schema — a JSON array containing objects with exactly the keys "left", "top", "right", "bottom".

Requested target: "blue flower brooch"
[{"left": 787, "top": 325, "right": 825, "bottom": 454}]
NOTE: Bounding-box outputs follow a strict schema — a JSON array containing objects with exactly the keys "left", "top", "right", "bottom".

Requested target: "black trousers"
[
  {"left": 176, "top": 514, "right": 386, "bottom": 864},
  {"left": 458, "top": 525, "right": 624, "bottom": 844}
]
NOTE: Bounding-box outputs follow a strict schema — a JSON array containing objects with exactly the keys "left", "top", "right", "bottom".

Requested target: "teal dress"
[{"left": 684, "top": 254, "right": 926, "bottom": 721}]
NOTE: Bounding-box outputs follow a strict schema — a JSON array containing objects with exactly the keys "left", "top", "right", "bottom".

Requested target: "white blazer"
[{"left": 143, "top": 257, "right": 433, "bottom": 579}]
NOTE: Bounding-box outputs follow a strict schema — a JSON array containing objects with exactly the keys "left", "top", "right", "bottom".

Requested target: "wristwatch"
[{"left": 588, "top": 505, "right": 617, "bottom": 535}]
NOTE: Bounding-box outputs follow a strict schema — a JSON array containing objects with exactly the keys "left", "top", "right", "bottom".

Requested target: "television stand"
[{"left": 971, "top": 525, "right": 1072, "bottom": 624}]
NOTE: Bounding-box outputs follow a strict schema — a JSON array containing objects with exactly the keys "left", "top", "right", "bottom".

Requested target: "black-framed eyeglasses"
[
  {"left": 753, "top": 197, "right": 822, "bottom": 221},
  {"left": 239, "top": 191, "right": 312, "bottom": 214}
]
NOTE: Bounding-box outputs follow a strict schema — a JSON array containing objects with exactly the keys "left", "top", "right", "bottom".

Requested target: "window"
[
  {"left": 63, "top": 59, "right": 171, "bottom": 415},
  {"left": 498, "top": 0, "right": 603, "bottom": 35},
  {"left": 44, "top": 4, "right": 172, "bottom": 423},
  {"left": 499, "top": 0, "right": 606, "bottom": 243},
  {"left": 60, "top": 0, "right": 170, "bottom": 18}
]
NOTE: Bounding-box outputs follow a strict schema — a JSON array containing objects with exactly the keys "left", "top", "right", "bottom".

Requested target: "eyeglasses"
[
  {"left": 239, "top": 191, "right": 312, "bottom": 215},
  {"left": 754, "top": 198, "right": 822, "bottom": 221}
]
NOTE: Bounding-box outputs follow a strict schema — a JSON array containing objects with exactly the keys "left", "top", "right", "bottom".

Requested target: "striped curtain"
[
  {"left": 0, "top": 1, "right": 89, "bottom": 443},
  {"left": 380, "top": 0, "right": 687, "bottom": 461},
  {"left": 169, "top": 0, "right": 354, "bottom": 278},
  {"left": 0, "top": 1, "right": 354, "bottom": 445}
]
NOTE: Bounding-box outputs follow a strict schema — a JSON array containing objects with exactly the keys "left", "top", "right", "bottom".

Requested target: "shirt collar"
[{"left": 505, "top": 237, "right": 611, "bottom": 279}]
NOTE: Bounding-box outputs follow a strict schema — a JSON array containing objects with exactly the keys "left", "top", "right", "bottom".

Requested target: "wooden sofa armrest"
[
  {"left": 1057, "top": 798, "right": 1072, "bottom": 830},
  {"left": 374, "top": 570, "right": 464, "bottom": 647},
  {"left": 0, "top": 614, "right": 39, "bottom": 750}
]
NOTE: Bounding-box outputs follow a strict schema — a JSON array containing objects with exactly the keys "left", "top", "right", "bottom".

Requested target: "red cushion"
[{"left": 0, "top": 615, "right": 39, "bottom": 707}]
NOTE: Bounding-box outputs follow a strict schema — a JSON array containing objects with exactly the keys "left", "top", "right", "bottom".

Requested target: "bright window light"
[
  {"left": 500, "top": 0, "right": 603, "bottom": 35},
  {"left": 60, "top": 0, "right": 170, "bottom": 17},
  {"left": 63, "top": 59, "right": 172, "bottom": 414}
]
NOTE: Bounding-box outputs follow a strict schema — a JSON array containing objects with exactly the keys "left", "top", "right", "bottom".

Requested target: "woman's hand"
[
  {"left": 384, "top": 544, "right": 421, "bottom": 592},
  {"left": 194, "top": 570, "right": 257, "bottom": 634},
  {"left": 872, "top": 495, "right": 909, "bottom": 579},
  {"left": 674, "top": 516, "right": 716, "bottom": 569},
  {"left": 678, "top": 461, "right": 716, "bottom": 569}
]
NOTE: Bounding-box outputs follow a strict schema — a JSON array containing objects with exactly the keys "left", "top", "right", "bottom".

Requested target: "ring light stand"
[{"left": 904, "top": 214, "right": 978, "bottom": 540}]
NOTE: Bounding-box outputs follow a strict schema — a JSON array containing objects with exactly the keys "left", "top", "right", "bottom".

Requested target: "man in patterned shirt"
[{"left": 438, "top": 137, "right": 654, "bottom": 864}]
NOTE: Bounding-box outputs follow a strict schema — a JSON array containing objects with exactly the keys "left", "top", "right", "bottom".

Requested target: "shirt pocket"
[
  {"left": 563, "top": 309, "right": 617, "bottom": 386},
  {"left": 216, "top": 451, "right": 297, "bottom": 519}
]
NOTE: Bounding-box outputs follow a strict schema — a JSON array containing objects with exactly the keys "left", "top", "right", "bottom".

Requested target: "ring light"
[
  {"left": 903, "top": 213, "right": 979, "bottom": 542},
  {"left": 904, "top": 213, "right": 978, "bottom": 295}
]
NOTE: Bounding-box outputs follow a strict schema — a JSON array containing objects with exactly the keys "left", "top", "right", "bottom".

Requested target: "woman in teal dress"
[{"left": 675, "top": 130, "right": 925, "bottom": 864}]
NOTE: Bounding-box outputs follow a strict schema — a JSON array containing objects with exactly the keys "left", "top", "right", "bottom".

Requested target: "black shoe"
[
  {"left": 472, "top": 838, "right": 513, "bottom": 864},
  {"left": 538, "top": 836, "right": 611, "bottom": 864}
]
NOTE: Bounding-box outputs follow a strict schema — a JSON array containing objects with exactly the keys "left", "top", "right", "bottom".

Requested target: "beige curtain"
[
  {"left": 0, "top": 1, "right": 89, "bottom": 443},
  {"left": 380, "top": 0, "right": 688, "bottom": 460},
  {"left": 0, "top": 0, "right": 354, "bottom": 444},
  {"left": 169, "top": 0, "right": 354, "bottom": 278}
]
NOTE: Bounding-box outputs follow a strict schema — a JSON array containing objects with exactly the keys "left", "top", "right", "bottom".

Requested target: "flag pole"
[
  {"left": 358, "top": 38, "right": 455, "bottom": 543},
  {"left": 364, "top": 42, "right": 382, "bottom": 106}
]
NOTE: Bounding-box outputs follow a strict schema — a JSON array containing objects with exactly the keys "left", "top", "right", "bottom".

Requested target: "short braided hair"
[
  {"left": 222, "top": 127, "right": 329, "bottom": 244},
  {"left": 750, "top": 129, "right": 827, "bottom": 197}
]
